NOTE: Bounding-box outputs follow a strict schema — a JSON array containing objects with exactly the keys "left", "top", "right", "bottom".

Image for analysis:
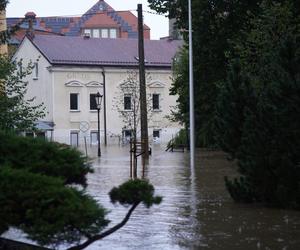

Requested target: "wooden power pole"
[{"left": 137, "top": 4, "right": 149, "bottom": 159}]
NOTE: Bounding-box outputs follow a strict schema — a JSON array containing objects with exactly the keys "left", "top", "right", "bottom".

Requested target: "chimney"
[{"left": 25, "top": 12, "right": 36, "bottom": 39}]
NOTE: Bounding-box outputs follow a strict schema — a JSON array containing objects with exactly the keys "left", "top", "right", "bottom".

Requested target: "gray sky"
[{"left": 6, "top": 0, "right": 168, "bottom": 40}]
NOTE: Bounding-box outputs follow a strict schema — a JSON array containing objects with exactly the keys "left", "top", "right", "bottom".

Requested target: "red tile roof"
[
  {"left": 117, "top": 11, "right": 150, "bottom": 32},
  {"left": 7, "top": 0, "right": 151, "bottom": 42},
  {"left": 83, "top": 13, "right": 119, "bottom": 28}
]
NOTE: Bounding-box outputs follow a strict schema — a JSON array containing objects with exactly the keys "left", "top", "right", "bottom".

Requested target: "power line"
[{"left": 142, "top": 10, "right": 166, "bottom": 16}]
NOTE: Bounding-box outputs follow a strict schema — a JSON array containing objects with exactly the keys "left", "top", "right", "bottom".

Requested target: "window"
[
  {"left": 110, "top": 29, "right": 117, "bottom": 38},
  {"left": 124, "top": 95, "right": 132, "bottom": 110},
  {"left": 86, "top": 28, "right": 118, "bottom": 38},
  {"left": 101, "top": 29, "right": 108, "bottom": 38},
  {"left": 25, "top": 132, "right": 34, "bottom": 137},
  {"left": 153, "top": 130, "right": 160, "bottom": 138},
  {"left": 36, "top": 132, "right": 45, "bottom": 139},
  {"left": 99, "top": 3, "right": 104, "bottom": 11},
  {"left": 90, "top": 93, "right": 97, "bottom": 110},
  {"left": 70, "top": 131, "right": 79, "bottom": 147},
  {"left": 70, "top": 93, "right": 79, "bottom": 111},
  {"left": 84, "top": 29, "right": 91, "bottom": 36},
  {"left": 93, "top": 29, "right": 100, "bottom": 38},
  {"left": 90, "top": 131, "right": 98, "bottom": 145},
  {"left": 18, "top": 64, "right": 22, "bottom": 75},
  {"left": 33, "top": 62, "right": 38, "bottom": 79},
  {"left": 123, "top": 129, "right": 132, "bottom": 138},
  {"left": 152, "top": 94, "right": 160, "bottom": 110}
]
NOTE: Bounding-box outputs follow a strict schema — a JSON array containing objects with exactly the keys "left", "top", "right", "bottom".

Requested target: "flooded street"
[{"left": 86, "top": 145, "right": 300, "bottom": 250}]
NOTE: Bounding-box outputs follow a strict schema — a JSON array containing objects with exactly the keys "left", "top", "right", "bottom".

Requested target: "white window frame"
[
  {"left": 153, "top": 129, "right": 161, "bottom": 138},
  {"left": 124, "top": 94, "right": 132, "bottom": 111},
  {"left": 109, "top": 28, "right": 117, "bottom": 38},
  {"left": 90, "top": 131, "right": 99, "bottom": 145},
  {"left": 70, "top": 93, "right": 80, "bottom": 112},
  {"left": 123, "top": 129, "right": 132, "bottom": 138},
  {"left": 84, "top": 29, "right": 91, "bottom": 36},
  {"left": 152, "top": 93, "right": 160, "bottom": 111},
  {"left": 70, "top": 131, "right": 79, "bottom": 147},
  {"left": 93, "top": 29, "right": 100, "bottom": 38},
  {"left": 101, "top": 28, "right": 108, "bottom": 38}
]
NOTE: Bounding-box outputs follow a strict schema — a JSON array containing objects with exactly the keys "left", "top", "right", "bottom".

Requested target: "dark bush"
[{"left": 0, "top": 132, "right": 93, "bottom": 186}]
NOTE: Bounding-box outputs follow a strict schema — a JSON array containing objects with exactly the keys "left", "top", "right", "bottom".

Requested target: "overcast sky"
[{"left": 6, "top": 0, "right": 168, "bottom": 40}]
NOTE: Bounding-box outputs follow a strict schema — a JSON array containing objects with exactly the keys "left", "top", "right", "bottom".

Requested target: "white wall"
[
  {"left": 51, "top": 66, "right": 181, "bottom": 144},
  {"left": 14, "top": 38, "right": 182, "bottom": 145},
  {"left": 13, "top": 37, "right": 53, "bottom": 121}
]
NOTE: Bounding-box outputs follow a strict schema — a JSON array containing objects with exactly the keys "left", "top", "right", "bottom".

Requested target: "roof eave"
[
  {"left": 51, "top": 61, "right": 172, "bottom": 69},
  {"left": 27, "top": 35, "right": 53, "bottom": 64}
]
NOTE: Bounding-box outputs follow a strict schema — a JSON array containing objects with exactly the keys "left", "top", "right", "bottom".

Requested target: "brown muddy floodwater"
[{"left": 85, "top": 145, "right": 300, "bottom": 250}]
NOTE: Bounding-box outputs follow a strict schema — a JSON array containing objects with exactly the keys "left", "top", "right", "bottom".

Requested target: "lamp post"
[
  {"left": 188, "top": 0, "right": 195, "bottom": 169},
  {"left": 95, "top": 92, "right": 103, "bottom": 157}
]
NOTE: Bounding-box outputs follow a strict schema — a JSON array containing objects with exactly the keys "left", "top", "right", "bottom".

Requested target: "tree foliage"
[
  {"left": 66, "top": 180, "right": 162, "bottom": 250},
  {"left": 0, "top": 1, "right": 23, "bottom": 47},
  {"left": 150, "top": 0, "right": 300, "bottom": 208},
  {"left": 0, "top": 134, "right": 162, "bottom": 248},
  {"left": 0, "top": 1, "right": 162, "bottom": 247},
  {"left": 149, "top": 0, "right": 263, "bottom": 147},
  {"left": 0, "top": 132, "right": 93, "bottom": 186},
  {"left": 0, "top": 167, "right": 108, "bottom": 247},
  {"left": 110, "top": 179, "right": 162, "bottom": 208},
  {"left": 0, "top": 56, "right": 45, "bottom": 132},
  {"left": 0, "top": 0, "right": 8, "bottom": 10},
  {"left": 214, "top": 60, "right": 256, "bottom": 159},
  {"left": 216, "top": 1, "right": 300, "bottom": 208}
]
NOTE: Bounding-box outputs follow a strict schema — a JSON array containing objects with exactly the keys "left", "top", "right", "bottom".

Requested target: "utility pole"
[{"left": 137, "top": 4, "right": 149, "bottom": 159}]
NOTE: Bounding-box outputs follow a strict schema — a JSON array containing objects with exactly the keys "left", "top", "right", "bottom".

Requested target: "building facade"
[
  {"left": 7, "top": 0, "right": 150, "bottom": 49},
  {"left": 13, "top": 35, "right": 182, "bottom": 146}
]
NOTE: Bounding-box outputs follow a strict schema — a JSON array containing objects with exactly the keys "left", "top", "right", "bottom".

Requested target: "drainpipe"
[{"left": 101, "top": 68, "right": 107, "bottom": 145}]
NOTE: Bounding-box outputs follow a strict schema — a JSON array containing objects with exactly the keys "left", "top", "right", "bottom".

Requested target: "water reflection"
[{"left": 86, "top": 145, "right": 300, "bottom": 250}]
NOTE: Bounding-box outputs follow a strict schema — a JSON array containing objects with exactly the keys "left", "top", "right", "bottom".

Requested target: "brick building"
[{"left": 7, "top": 0, "right": 150, "bottom": 48}]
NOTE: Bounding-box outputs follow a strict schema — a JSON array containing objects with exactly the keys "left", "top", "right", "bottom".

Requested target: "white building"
[{"left": 13, "top": 34, "right": 182, "bottom": 146}]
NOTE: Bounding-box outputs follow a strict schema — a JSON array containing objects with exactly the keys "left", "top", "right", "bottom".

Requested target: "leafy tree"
[
  {"left": 0, "top": 167, "right": 109, "bottom": 247},
  {"left": 67, "top": 179, "right": 162, "bottom": 250},
  {"left": 0, "top": 0, "right": 23, "bottom": 48},
  {"left": 0, "top": 131, "right": 93, "bottom": 186},
  {"left": 217, "top": 1, "right": 300, "bottom": 208},
  {"left": 0, "top": 1, "right": 162, "bottom": 247},
  {"left": 0, "top": 0, "right": 8, "bottom": 10},
  {"left": 148, "top": 0, "right": 263, "bottom": 147},
  {"left": 0, "top": 134, "right": 162, "bottom": 248},
  {"left": 214, "top": 60, "right": 256, "bottom": 159},
  {"left": 0, "top": 56, "right": 45, "bottom": 132}
]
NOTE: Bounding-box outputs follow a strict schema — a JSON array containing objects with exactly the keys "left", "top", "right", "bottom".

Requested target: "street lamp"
[
  {"left": 188, "top": 0, "right": 195, "bottom": 168},
  {"left": 95, "top": 92, "right": 103, "bottom": 157}
]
